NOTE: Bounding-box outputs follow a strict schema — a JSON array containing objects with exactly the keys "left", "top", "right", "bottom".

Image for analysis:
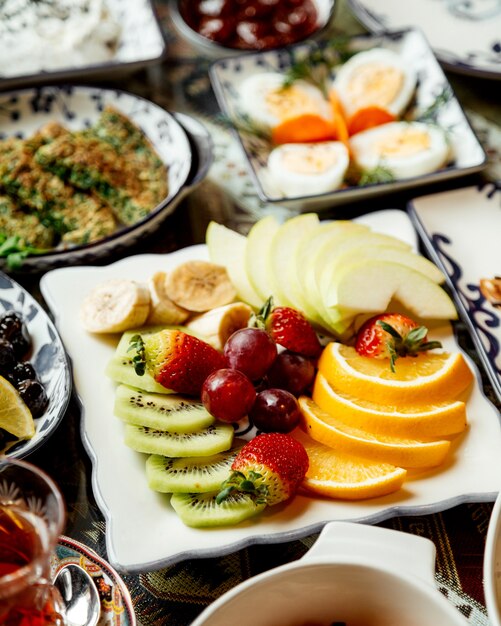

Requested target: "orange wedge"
[
  {"left": 313, "top": 372, "right": 467, "bottom": 438},
  {"left": 318, "top": 343, "right": 473, "bottom": 405},
  {"left": 347, "top": 106, "right": 396, "bottom": 136},
  {"left": 292, "top": 428, "right": 407, "bottom": 500},
  {"left": 298, "top": 396, "right": 451, "bottom": 468}
]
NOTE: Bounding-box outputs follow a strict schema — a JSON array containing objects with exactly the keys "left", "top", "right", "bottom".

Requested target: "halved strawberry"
[
  {"left": 217, "top": 432, "right": 309, "bottom": 506},
  {"left": 131, "top": 329, "right": 226, "bottom": 396},
  {"left": 255, "top": 298, "right": 322, "bottom": 358},
  {"left": 355, "top": 313, "right": 442, "bottom": 372}
]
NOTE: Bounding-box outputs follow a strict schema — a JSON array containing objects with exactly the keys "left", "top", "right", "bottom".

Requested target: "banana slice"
[
  {"left": 80, "top": 279, "right": 151, "bottom": 333},
  {"left": 185, "top": 302, "right": 253, "bottom": 350},
  {"left": 165, "top": 260, "right": 237, "bottom": 312},
  {"left": 146, "top": 271, "right": 190, "bottom": 325}
]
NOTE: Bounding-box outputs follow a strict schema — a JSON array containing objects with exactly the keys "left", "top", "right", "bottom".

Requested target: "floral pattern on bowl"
[{"left": 0, "top": 271, "right": 71, "bottom": 458}]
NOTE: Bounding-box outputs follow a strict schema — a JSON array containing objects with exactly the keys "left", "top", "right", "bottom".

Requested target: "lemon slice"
[
  {"left": 298, "top": 396, "right": 450, "bottom": 468},
  {"left": 318, "top": 342, "right": 473, "bottom": 404},
  {"left": 292, "top": 428, "right": 407, "bottom": 500},
  {"left": 0, "top": 375, "right": 35, "bottom": 439},
  {"left": 312, "top": 372, "right": 467, "bottom": 439}
]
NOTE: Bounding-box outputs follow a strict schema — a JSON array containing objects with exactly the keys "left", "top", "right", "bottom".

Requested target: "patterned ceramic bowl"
[
  {"left": 0, "top": 271, "right": 71, "bottom": 459},
  {"left": 0, "top": 85, "right": 213, "bottom": 273},
  {"left": 170, "top": 0, "right": 336, "bottom": 58}
]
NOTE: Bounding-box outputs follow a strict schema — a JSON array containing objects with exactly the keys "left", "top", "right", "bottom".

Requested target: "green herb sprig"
[{"left": 0, "top": 234, "right": 47, "bottom": 270}]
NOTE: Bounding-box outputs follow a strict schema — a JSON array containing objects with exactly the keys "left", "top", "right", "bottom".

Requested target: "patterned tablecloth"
[{"left": 24, "top": 0, "right": 501, "bottom": 624}]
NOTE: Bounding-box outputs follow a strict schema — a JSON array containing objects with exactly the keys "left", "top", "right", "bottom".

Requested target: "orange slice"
[
  {"left": 292, "top": 428, "right": 407, "bottom": 500},
  {"left": 318, "top": 343, "right": 473, "bottom": 405},
  {"left": 312, "top": 372, "right": 467, "bottom": 438},
  {"left": 347, "top": 106, "right": 396, "bottom": 136},
  {"left": 298, "top": 396, "right": 451, "bottom": 468}
]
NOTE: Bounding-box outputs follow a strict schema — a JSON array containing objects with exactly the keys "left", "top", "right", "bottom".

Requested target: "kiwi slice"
[
  {"left": 170, "top": 491, "right": 265, "bottom": 527},
  {"left": 114, "top": 385, "right": 214, "bottom": 432},
  {"left": 146, "top": 443, "right": 243, "bottom": 493},
  {"left": 123, "top": 422, "right": 234, "bottom": 457}
]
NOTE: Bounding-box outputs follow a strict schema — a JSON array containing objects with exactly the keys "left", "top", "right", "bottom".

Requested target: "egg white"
[
  {"left": 238, "top": 72, "right": 334, "bottom": 130},
  {"left": 267, "top": 141, "right": 350, "bottom": 197},
  {"left": 349, "top": 121, "right": 450, "bottom": 180},
  {"left": 332, "top": 47, "right": 417, "bottom": 119}
]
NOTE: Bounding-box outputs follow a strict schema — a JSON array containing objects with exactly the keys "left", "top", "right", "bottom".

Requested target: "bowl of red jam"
[{"left": 171, "top": 0, "right": 336, "bottom": 56}]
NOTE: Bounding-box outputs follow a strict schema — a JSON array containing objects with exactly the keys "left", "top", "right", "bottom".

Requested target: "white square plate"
[
  {"left": 40, "top": 209, "right": 501, "bottom": 573},
  {"left": 210, "top": 29, "right": 487, "bottom": 211},
  {"left": 0, "top": 0, "right": 166, "bottom": 89},
  {"left": 409, "top": 183, "right": 501, "bottom": 403}
]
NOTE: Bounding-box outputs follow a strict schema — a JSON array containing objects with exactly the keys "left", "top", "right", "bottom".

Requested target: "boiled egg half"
[
  {"left": 349, "top": 121, "right": 450, "bottom": 180},
  {"left": 238, "top": 72, "right": 336, "bottom": 143},
  {"left": 267, "top": 141, "right": 350, "bottom": 197},
  {"left": 331, "top": 48, "right": 417, "bottom": 135}
]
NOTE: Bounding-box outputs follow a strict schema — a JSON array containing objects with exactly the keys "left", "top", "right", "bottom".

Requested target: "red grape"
[
  {"left": 266, "top": 350, "right": 315, "bottom": 396},
  {"left": 249, "top": 388, "right": 302, "bottom": 433},
  {"left": 224, "top": 328, "right": 277, "bottom": 380},
  {"left": 201, "top": 368, "right": 256, "bottom": 423}
]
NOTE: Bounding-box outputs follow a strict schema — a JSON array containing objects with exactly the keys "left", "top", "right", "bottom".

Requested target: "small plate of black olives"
[{"left": 0, "top": 272, "right": 72, "bottom": 457}]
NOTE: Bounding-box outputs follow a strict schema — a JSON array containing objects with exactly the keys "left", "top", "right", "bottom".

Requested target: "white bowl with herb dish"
[
  {"left": 485, "top": 493, "right": 501, "bottom": 626},
  {"left": 209, "top": 28, "right": 487, "bottom": 211},
  {"left": 0, "top": 0, "right": 166, "bottom": 90},
  {"left": 192, "top": 522, "right": 470, "bottom": 626},
  {"left": 0, "top": 85, "right": 213, "bottom": 273},
  {"left": 170, "top": 0, "right": 336, "bottom": 58}
]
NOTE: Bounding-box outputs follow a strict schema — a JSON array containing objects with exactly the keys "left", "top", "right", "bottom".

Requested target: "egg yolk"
[
  {"left": 346, "top": 63, "right": 404, "bottom": 110},
  {"left": 280, "top": 145, "right": 340, "bottom": 174},
  {"left": 375, "top": 128, "right": 431, "bottom": 158},
  {"left": 265, "top": 85, "right": 326, "bottom": 122}
]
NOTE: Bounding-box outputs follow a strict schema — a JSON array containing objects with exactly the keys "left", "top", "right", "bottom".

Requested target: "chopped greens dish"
[{"left": 0, "top": 107, "right": 168, "bottom": 267}]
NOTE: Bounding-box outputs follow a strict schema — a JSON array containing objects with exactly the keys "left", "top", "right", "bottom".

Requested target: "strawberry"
[
  {"left": 216, "top": 432, "right": 309, "bottom": 506},
  {"left": 254, "top": 297, "right": 321, "bottom": 357},
  {"left": 355, "top": 313, "right": 442, "bottom": 373},
  {"left": 130, "top": 329, "right": 226, "bottom": 396}
]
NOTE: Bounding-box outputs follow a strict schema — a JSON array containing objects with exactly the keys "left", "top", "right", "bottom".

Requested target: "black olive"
[
  {"left": 0, "top": 338, "right": 16, "bottom": 375},
  {"left": 10, "top": 330, "right": 31, "bottom": 360},
  {"left": 7, "top": 361, "right": 37, "bottom": 387},
  {"left": 0, "top": 311, "right": 23, "bottom": 340},
  {"left": 17, "top": 379, "right": 49, "bottom": 418}
]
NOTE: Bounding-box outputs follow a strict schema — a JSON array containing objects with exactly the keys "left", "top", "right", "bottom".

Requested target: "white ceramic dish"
[
  {"left": 0, "top": 271, "right": 71, "bottom": 459},
  {"left": 0, "top": 0, "right": 166, "bottom": 89},
  {"left": 0, "top": 85, "right": 212, "bottom": 272},
  {"left": 408, "top": 183, "right": 501, "bottom": 404},
  {"left": 192, "top": 521, "right": 469, "bottom": 626},
  {"left": 40, "top": 209, "right": 501, "bottom": 573},
  {"left": 209, "top": 28, "right": 487, "bottom": 211},
  {"left": 348, "top": 0, "right": 501, "bottom": 80},
  {"left": 170, "top": 0, "right": 336, "bottom": 59},
  {"left": 485, "top": 493, "right": 501, "bottom": 626},
  {"left": 52, "top": 535, "right": 136, "bottom": 626}
]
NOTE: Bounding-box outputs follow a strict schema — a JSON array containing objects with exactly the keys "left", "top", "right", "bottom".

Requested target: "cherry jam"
[{"left": 179, "top": 0, "right": 320, "bottom": 51}]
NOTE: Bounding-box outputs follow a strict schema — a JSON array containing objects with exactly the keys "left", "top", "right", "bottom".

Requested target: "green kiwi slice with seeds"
[
  {"left": 114, "top": 384, "right": 214, "bottom": 432},
  {"left": 170, "top": 490, "right": 265, "bottom": 527}
]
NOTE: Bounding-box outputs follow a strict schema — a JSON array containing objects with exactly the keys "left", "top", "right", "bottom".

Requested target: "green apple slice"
[
  {"left": 245, "top": 215, "right": 280, "bottom": 301},
  {"left": 325, "top": 259, "right": 457, "bottom": 319},
  {"left": 267, "top": 213, "right": 320, "bottom": 308},
  {"left": 206, "top": 221, "right": 262, "bottom": 308}
]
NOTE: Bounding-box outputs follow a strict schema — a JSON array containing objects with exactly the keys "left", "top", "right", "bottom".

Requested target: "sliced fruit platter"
[{"left": 40, "top": 210, "right": 501, "bottom": 572}]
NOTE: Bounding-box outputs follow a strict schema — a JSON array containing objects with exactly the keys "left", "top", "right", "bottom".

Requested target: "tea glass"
[{"left": 0, "top": 458, "right": 66, "bottom": 625}]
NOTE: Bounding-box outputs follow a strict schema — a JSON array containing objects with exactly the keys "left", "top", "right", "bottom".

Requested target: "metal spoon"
[{"left": 53, "top": 563, "right": 101, "bottom": 626}]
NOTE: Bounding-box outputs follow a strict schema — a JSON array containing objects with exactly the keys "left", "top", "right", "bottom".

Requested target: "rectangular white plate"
[
  {"left": 0, "top": 0, "right": 166, "bottom": 89},
  {"left": 209, "top": 28, "right": 487, "bottom": 211},
  {"left": 41, "top": 209, "right": 501, "bottom": 573},
  {"left": 409, "top": 183, "right": 501, "bottom": 403}
]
